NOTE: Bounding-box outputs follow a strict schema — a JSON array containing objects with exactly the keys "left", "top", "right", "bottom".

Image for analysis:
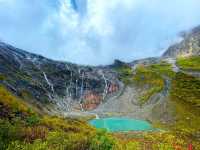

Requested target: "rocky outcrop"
[
  {"left": 0, "top": 42, "right": 121, "bottom": 114},
  {"left": 163, "top": 26, "right": 200, "bottom": 58}
]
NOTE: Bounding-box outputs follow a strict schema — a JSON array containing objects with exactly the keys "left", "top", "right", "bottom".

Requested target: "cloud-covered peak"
[{"left": 0, "top": 0, "right": 200, "bottom": 65}]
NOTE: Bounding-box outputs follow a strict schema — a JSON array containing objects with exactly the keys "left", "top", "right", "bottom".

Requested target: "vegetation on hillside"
[
  {"left": 115, "top": 61, "right": 175, "bottom": 106},
  {"left": 0, "top": 85, "right": 106, "bottom": 150},
  {"left": 1, "top": 57, "right": 200, "bottom": 149},
  {"left": 177, "top": 56, "right": 200, "bottom": 71},
  {"left": 147, "top": 61, "right": 176, "bottom": 78},
  {"left": 133, "top": 64, "right": 164, "bottom": 105},
  {"left": 115, "top": 65, "right": 133, "bottom": 85},
  {"left": 132, "top": 61, "right": 175, "bottom": 105},
  {"left": 169, "top": 72, "right": 200, "bottom": 142},
  {"left": 112, "top": 58, "right": 200, "bottom": 148},
  {"left": 0, "top": 85, "right": 196, "bottom": 149}
]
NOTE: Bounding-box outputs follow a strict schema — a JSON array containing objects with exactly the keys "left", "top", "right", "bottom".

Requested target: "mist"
[{"left": 0, "top": 0, "right": 200, "bottom": 65}]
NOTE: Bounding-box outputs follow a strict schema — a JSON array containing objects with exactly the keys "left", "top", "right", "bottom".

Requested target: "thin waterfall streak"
[
  {"left": 80, "top": 72, "right": 84, "bottom": 101},
  {"left": 102, "top": 72, "right": 108, "bottom": 100},
  {"left": 69, "top": 71, "right": 73, "bottom": 97},
  {"left": 79, "top": 71, "right": 85, "bottom": 111},
  {"left": 95, "top": 114, "right": 100, "bottom": 119},
  {"left": 43, "top": 72, "right": 54, "bottom": 93},
  {"left": 80, "top": 103, "right": 84, "bottom": 111},
  {"left": 75, "top": 79, "right": 78, "bottom": 97}
]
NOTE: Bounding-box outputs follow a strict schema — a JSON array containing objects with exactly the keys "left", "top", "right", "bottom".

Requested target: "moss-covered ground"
[
  {"left": 169, "top": 73, "right": 200, "bottom": 142},
  {"left": 177, "top": 56, "right": 200, "bottom": 71}
]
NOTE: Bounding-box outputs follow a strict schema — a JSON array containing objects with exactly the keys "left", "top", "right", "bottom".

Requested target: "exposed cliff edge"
[{"left": 163, "top": 25, "right": 200, "bottom": 58}]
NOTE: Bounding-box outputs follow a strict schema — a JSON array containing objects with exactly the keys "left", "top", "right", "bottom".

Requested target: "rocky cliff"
[
  {"left": 163, "top": 26, "right": 200, "bottom": 58},
  {"left": 0, "top": 42, "right": 121, "bottom": 114}
]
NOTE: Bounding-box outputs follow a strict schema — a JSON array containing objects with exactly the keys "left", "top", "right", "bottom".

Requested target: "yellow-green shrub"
[{"left": 0, "top": 86, "right": 36, "bottom": 117}]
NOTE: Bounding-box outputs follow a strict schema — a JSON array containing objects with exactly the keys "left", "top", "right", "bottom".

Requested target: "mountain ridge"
[
  {"left": 0, "top": 26, "right": 200, "bottom": 149},
  {"left": 0, "top": 25, "right": 200, "bottom": 117}
]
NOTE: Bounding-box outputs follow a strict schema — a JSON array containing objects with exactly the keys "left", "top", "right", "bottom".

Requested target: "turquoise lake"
[{"left": 89, "top": 117, "right": 152, "bottom": 132}]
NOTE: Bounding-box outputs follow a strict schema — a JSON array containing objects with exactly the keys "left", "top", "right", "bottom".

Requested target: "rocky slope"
[
  {"left": 0, "top": 25, "right": 200, "bottom": 122},
  {"left": 0, "top": 41, "right": 121, "bottom": 114},
  {"left": 163, "top": 25, "right": 200, "bottom": 57},
  {"left": 0, "top": 41, "right": 169, "bottom": 120}
]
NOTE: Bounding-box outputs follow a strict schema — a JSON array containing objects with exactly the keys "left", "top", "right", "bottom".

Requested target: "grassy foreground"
[{"left": 0, "top": 84, "right": 198, "bottom": 149}]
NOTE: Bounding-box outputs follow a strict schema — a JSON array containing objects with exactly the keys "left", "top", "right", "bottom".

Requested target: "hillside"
[
  {"left": 0, "top": 81, "right": 199, "bottom": 149},
  {"left": 0, "top": 41, "right": 121, "bottom": 114},
  {"left": 0, "top": 25, "right": 200, "bottom": 149}
]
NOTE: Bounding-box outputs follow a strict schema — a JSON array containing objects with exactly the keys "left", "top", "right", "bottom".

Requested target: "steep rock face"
[
  {"left": 0, "top": 25, "right": 200, "bottom": 120},
  {"left": 163, "top": 26, "right": 200, "bottom": 57},
  {"left": 0, "top": 42, "right": 121, "bottom": 113}
]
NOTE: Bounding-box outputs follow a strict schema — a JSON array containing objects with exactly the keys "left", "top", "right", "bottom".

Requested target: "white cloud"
[{"left": 0, "top": 0, "right": 200, "bottom": 65}]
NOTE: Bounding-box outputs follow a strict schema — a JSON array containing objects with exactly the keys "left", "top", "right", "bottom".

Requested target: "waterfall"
[
  {"left": 65, "top": 64, "right": 70, "bottom": 71},
  {"left": 79, "top": 71, "right": 85, "bottom": 111},
  {"left": 14, "top": 54, "right": 23, "bottom": 69},
  {"left": 65, "top": 98, "right": 72, "bottom": 112},
  {"left": 66, "top": 87, "right": 69, "bottom": 97},
  {"left": 80, "top": 103, "right": 84, "bottom": 111},
  {"left": 75, "top": 79, "right": 78, "bottom": 97},
  {"left": 102, "top": 72, "right": 108, "bottom": 100},
  {"left": 95, "top": 114, "right": 100, "bottom": 119},
  {"left": 43, "top": 72, "right": 54, "bottom": 93},
  {"left": 80, "top": 71, "right": 84, "bottom": 100},
  {"left": 47, "top": 93, "right": 53, "bottom": 100},
  {"left": 69, "top": 71, "right": 73, "bottom": 97},
  {"left": 65, "top": 64, "right": 70, "bottom": 97}
]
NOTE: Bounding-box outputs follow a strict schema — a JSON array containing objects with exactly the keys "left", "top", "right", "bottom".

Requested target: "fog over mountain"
[{"left": 0, "top": 0, "right": 200, "bottom": 65}]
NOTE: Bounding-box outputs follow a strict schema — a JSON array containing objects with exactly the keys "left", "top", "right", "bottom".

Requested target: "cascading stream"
[
  {"left": 43, "top": 72, "right": 55, "bottom": 93},
  {"left": 80, "top": 71, "right": 85, "bottom": 111},
  {"left": 101, "top": 71, "right": 108, "bottom": 100}
]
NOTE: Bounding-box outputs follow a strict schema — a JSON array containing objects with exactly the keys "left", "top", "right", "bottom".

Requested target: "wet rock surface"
[{"left": 0, "top": 42, "right": 121, "bottom": 113}]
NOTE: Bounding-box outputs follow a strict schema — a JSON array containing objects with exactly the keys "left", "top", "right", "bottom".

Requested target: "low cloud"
[{"left": 0, "top": 0, "right": 200, "bottom": 65}]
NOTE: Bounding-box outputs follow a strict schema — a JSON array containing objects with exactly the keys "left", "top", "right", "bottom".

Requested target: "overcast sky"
[{"left": 0, "top": 0, "right": 200, "bottom": 65}]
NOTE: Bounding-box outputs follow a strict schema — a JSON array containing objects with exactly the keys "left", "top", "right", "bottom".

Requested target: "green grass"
[
  {"left": 115, "top": 63, "right": 166, "bottom": 105},
  {"left": 168, "top": 72, "right": 200, "bottom": 144},
  {"left": 139, "top": 87, "right": 163, "bottom": 106},
  {"left": 114, "top": 61, "right": 174, "bottom": 105},
  {"left": 148, "top": 61, "right": 176, "bottom": 78},
  {"left": 0, "top": 85, "right": 37, "bottom": 117},
  {"left": 133, "top": 65, "right": 165, "bottom": 86},
  {"left": 115, "top": 65, "right": 133, "bottom": 85},
  {"left": 170, "top": 72, "right": 200, "bottom": 107},
  {"left": 115, "top": 61, "right": 200, "bottom": 147},
  {"left": 133, "top": 65, "right": 165, "bottom": 105},
  {"left": 0, "top": 84, "right": 198, "bottom": 149},
  {"left": 0, "top": 85, "right": 96, "bottom": 150},
  {"left": 0, "top": 74, "right": 6, "bottom": 81},
  {"left": 132, "top": 62, "right": 176, "bottom": 105},
  {"left": 177, "top": 56, "right": 200, "bottom": 71}
]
